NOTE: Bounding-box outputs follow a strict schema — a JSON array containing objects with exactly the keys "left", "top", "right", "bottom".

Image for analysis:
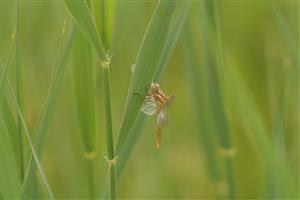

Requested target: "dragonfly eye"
[{"left": 150, "top": 83, "right": 160, "bottom": 93}]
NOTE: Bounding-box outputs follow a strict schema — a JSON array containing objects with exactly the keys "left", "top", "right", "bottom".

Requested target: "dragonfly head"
[{"left": 150, "top": 82, "right": 160, "bottom": 93}]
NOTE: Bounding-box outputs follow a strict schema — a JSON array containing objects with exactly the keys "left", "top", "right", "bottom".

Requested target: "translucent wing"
[
  {"left": 141, "top": 96, "right": 157, "bottom": 116},
  {"left": 156, "top": 110, "right": 169, "bottom": 128},
  {"left": 166, "top": 94, "right": 175, "bottom": 107}
]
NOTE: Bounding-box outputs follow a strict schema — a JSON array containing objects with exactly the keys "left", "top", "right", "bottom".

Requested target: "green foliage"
[
  {"left": 0, "top": 1, "right": 299, "bottom": 199},
  {"left": 72, "top": 28, "right": 96, "bottom": 153},
  {"left": 20, "top": 23, "right": 74, "bottom": 198},
  {"left": 116, "top": 0, "right": 176, "bottom": 153},
  {"left": 64, "top": 0, "right": 106, "bottom": 60},
  {"left": 92, "top": 0, "right": 116, "bottom": 51}
]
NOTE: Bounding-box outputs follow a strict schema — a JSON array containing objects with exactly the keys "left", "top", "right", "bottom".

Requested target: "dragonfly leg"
[
  {"left": 156, "top": 127, "right": 161, "bottom": 150},
  {"left": 133, "top": 92, "right": 144, "bottom": 101}
]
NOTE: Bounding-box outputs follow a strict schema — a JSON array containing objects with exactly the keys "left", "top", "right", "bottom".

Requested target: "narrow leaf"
[
  {"left": 117, "top": 0, "right": 190, "bottom": 174},
  {"left": 182, "top": 20, "right": 221, "bottom": 187},
  {"left": 0, "top": 61, "right": 54, "bottom": 199},
  {"left": 64, "top": 0, "right": 106, "bottom": 60},
  {"left": 116, "top": 0, "right": 176, "bottom": 153},
  {"left": 92, "top": 0, "right": 116, "bottom": 51},
  {"left": 20, "top": 24, "right": 74, "bottom": 198},
  {"left": 72, "top": 27, "right": 96, "bottom": 153}
]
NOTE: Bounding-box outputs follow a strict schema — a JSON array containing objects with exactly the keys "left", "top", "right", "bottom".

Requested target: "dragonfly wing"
[
  {"left": 141, "top": 96, "right": 157, "bottom": 116},
  {"left": 166, "top": 94, "right": 176, "bottom": 107},
  {"left": 156, "top": 111, "right": 169, "bottom": 128}
]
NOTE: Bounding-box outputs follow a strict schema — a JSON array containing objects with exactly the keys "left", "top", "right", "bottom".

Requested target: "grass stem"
[
  {"left": 0, "top": 61, "right": 54, "bottom": 199},
  {"left": 16, "top": 0, "right": 25, "bottom": 183},
  {"left": 102, "top": 57, "right": 117, "bottom": 199},
  {"left": 87, "top": 158, "right": 95, "bottom": 199}
]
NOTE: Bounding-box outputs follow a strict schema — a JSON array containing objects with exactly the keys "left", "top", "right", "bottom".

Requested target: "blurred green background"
[{"left": 0, "top": 0, "right": 299, "bottom": 199}]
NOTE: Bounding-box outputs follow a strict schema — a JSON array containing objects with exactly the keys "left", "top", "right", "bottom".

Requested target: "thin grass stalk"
[
  {"left": 20, "top": 24, "right": 74, "bottom": 198},
  {"left": 1, "top": 15, "right": 20, "bottom": 198},
  {"left": 94, "top": 3, "right": 117, "bottom": 196},
  {"left": 2, "top": 34, "right": 19, "bottom": 163},
  {"left": 154, "top": 1, "right": 190, "bottom": 82},
  {"left": 115, "top": 0, "right": 176, "bottom": 154},
  {"left": 182, "top": 21, "right": 222, "bottom": 196},
  {"left": 102, "top": 58, "right": 117, "bottom": 199},
  {"left": 115, "top": 0, "right": 183, "bottom": 172},
  {"left": 0, "top": 61, "right": 54, "bottom": 199},
  {"left": 228, "top": 66, "right": 298, "bottom": 197},
  {"left": 72, "top": 27, "right": 96, "bottom": 199},
  {"left": 199, "top": 1, "right": 236, "bottom": 198},
  {"left": 0, "top": 1, "right": 5, "bottom": 194},
  {"left": 100, "top": 2, "right": 187, "bottom": 198},
  {"left": 87, "top": 159, "right": 95, "bottom": 199},
  {"left": 0, "top": 57, "right": 4, "bottom": 200},
  {"left": 15, "top": 0, "right": 25, "bottom": 183},
  {"left": 271, "top": 6, "right": 299, "bottom": 68}
]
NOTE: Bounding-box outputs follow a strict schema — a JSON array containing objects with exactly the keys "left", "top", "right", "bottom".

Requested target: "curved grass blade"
[
  {"left": 101, "top": 1, "right": 190, "bottom": 198},
  {"left": 72, "top": 27, "right": 96, "bottom": 153},
  {"left": 72, "top": 27, "right": 96, "bottom": 199},
  {"left": 199, "top": 1, "right": 236, "bottom": 198},
  {"left": 15, "top": 0, "right": 25, "bottom": 182},
  {"left": 0, "top": 61, "right": 54, "bottom": 199},
  {"left": 229, "top": 67, "right": 298, "bottom": 198},
  {"left": 20, "top": 24, "right": 74, "bottom": 198},
  {"left": 0, "top": 118, "right": 20, "bottom": 199},
  {"left": 154, "top": 1, "right": 191, "bottom": 82},
  {"left": 0, "top": 59, "right": 17, "bottom": 200},
  {"left": 117, "top": 0, "right": 190, "bottom": 177},
  {"left": 1, "top": 28, "right": 18, "bottom": 164},
  {"left": 115, "top": 0, "right": 176, "bottom": 154},
  {"left": 92, "top": 0, "right": 116, "bottom": 51},
  {"left": 271, "top": 6, "right": 299, "bottom": 69},
  {"left": 64, "top": 0, "right": 106, "bottom": 60},
  {"left": 182, "top": 19, "right": 222, "bottom": 193}
]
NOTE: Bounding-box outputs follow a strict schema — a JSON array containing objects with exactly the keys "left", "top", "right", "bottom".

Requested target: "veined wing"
[
  {"left": 166, "top": 94, "right": 175, "bottom": 107},
  {"left": 156, "top": 110, "right": 169, "bottom": 128},
  {"left": 141, "top": 95, "right": 157, "bottom": 116}
]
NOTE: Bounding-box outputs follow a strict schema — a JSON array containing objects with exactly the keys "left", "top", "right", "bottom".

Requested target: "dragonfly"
[{"left": 140, "top": 83, "right": 175, "bottom": 150}]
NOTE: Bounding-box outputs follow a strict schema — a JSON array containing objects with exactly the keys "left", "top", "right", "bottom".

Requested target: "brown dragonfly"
[{"left": 140, "top": 83, "right": 175, "bottom": 149}]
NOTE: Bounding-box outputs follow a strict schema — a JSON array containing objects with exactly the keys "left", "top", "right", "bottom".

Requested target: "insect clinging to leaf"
[{"left": 139, "top": 83, "right": 175, "bottom": 150}]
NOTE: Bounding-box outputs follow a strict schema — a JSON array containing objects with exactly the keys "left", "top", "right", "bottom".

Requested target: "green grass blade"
[
  {"left": 20, "top": 24, "right": 74, "bottom": 198},
  {"left": 229, "top": 67, "right": 298, "bottom": 198},
  {"left": 154, "top": 1, "right": 190, "bottom": 82},
  {"left": 72, "top": 27, "right": 97, "bottom": 199},
  {"left": 72, "top": 28, "right": 96, "bottom": 153},
  {"left": 115, "top": 112, "right": 146, "bottom": 178},
  {"left": 116, "top": 0, "right": 176, "bottom": 153},
  {"left": 15, "top": 0, "right": 25, "bottom": 183},
  {"left": 117, "top": 0, "right": 190, "bottom": 175},
  {"left": 271, "top": 6, "right": 299, "bottom": 69},
  {"left": 1, "top": 27, "right": 18, "bottom": 164},
  {"left": 199, "top": 1, "right": 236, "bottom": 198},
  {"left": 92, "top": 0, "right": 116, "bottom": 51},
  {"left": 64, "top": 0, "right": 106, "bottom": 60},
  {"left": 0, "top": 126, "right": 20, "bottom": 199},
  {"left": 2, "top": 100, "right": 18, "bottom": 157},
  {"left": 100, "top": 2, "right": 189, "bottom": 198},
  {"left": 101, "top": 59, "right": 117, "bottom": 199},
  {"left": 1, "top": 3, "right": 20, "bottom": 197},
  {"left": 0, "top": 61, "right": 54, "bottom": 199},
  {"left": 182, "top": 20, "right": 221, "bottom": 191}
]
